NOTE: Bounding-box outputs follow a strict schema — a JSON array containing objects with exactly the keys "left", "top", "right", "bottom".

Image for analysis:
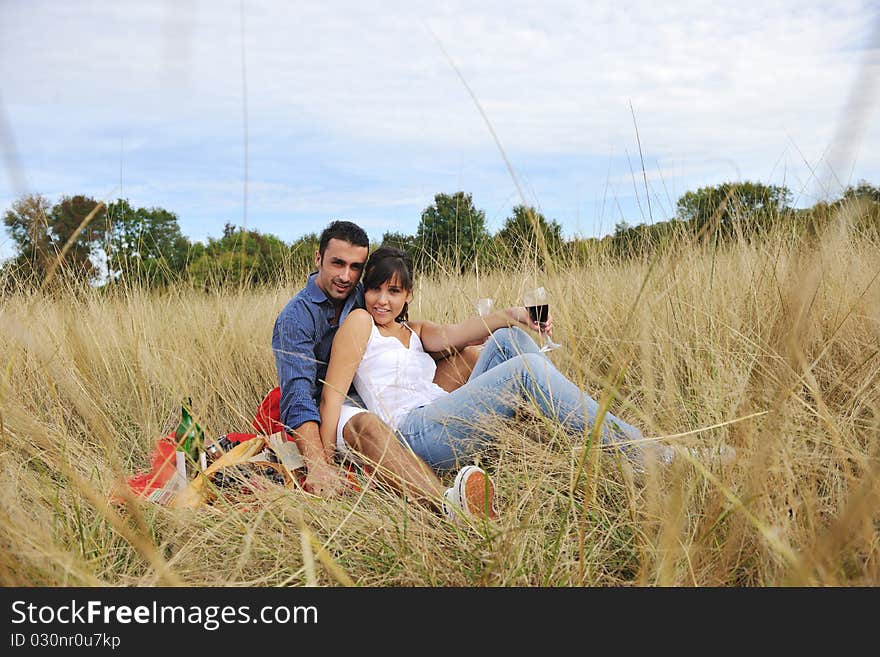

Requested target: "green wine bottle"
[{"left": 174, "top": 397, "right": 204, "bottom": 462}]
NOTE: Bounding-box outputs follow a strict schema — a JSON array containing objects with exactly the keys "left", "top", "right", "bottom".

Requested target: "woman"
[{"left": 319, "top": 247, "right": 662, "bottom": 478}]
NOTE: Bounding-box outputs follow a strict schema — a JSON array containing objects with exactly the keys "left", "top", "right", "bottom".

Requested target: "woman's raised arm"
[
  {"left": 415, "top": 306, "right": 541, "bottom": 354},
  {"left": 319, "top": 309, "right": 373, "bottom": 458}
]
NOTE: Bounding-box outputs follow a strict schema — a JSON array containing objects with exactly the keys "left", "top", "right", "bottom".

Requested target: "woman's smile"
[{"left": 370, "top": 305, "right": 394, "bottom": 323}]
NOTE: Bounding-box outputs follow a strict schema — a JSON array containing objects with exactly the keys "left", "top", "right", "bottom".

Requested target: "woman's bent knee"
[
  {"left": 511, "top": 352, "right": 548, "bottom": 380},
  {"left": 343, "top": 413, "right": 394, "bottom": 450},
  {"left": 493, "top": 326, "right": 538, "bottom": 354}
]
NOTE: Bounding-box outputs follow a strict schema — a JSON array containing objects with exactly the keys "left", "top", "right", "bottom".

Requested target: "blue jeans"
[{"left": 397, "top": 327, "right": 654, "bottom": 471}]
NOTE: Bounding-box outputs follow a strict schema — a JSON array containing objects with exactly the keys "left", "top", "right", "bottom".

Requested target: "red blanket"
[{"left": 124, "top": 387, "right": 363, "bottom": 501}]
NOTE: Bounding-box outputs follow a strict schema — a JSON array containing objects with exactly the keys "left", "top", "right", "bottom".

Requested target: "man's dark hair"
[{"left": 318, "top": 221, "right": 369, "bottom": 255}]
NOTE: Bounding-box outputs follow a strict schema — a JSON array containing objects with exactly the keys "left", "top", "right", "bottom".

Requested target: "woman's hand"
[{"left": 510, "top": 306, "right": 554, "bottom": 336}]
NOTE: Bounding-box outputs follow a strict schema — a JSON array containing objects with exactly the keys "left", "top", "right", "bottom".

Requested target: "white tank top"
[{"left": 352, "top": 322, "right": 449, "bottom": 428}]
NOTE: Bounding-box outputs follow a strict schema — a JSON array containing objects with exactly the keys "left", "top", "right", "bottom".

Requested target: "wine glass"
[
  {"left": 471, "top": 297, "right": 494, "bottom": 348},
  {"left": 523, "top": 286, "right": 561, "bottom": 352},
  {"left": 474, "top": 297, "right": 495, "bottom": 317}
]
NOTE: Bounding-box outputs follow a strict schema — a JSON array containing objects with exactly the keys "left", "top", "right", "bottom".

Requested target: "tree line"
[
  {"left": 1, "top": 195, "right": 308, "bottom": 289},
  {"left": 3, "top": 181, "right": 879, "bottom": 289},
  {"left": 610, "top": 180, "right": 879, "bottom": 258}
]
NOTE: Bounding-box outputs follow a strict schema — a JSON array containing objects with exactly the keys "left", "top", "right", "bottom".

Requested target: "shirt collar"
[{"left": 304, "top": 272, "right": 328, "bottom": 304}]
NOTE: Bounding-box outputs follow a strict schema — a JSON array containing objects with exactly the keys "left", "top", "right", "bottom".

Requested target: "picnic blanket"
[{"left": 120, "top": 387, "right": 362, "bottom": 507}]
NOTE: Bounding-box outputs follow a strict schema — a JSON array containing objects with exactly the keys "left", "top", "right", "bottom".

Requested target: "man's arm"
[
  {"left": 288, "top": 421, "right": 345, "bottom": 497},
  {"left": 272, "top": 304, "right": 344, "bottom": 496}
]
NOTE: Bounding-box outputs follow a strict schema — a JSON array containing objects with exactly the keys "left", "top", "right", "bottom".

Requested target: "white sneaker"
[
  {"left": 675, "top": 443, "right": 737, "bottom": 465},
  {"left": 630, "top": 443, "right": 736, "bottom": 475},
  {"left": 443, "top": 465, "right": 498, "bottom": 522}
]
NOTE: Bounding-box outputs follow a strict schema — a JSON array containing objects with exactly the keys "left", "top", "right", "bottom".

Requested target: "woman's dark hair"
[{"left": 363, "top": 246, "right": 414, "bottom": 322}]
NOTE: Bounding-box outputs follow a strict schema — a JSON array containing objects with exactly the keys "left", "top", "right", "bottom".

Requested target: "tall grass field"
[{"left": 1, "top": 209, "right": 878, "bottom": 586}]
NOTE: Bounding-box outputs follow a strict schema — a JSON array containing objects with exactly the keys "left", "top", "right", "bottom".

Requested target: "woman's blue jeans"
[{"left": 397, "top": 327, "right": 652, "bottom": 471}]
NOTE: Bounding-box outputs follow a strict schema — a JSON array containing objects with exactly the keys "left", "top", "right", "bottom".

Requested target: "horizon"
[{"left": 2, "top": 1, "right": 879, "bottom": 261}]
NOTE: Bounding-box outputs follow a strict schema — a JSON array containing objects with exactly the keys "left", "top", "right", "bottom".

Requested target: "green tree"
[
  {"left": 565, "top": 235, "right": 604, "bottom": 265},
  {"left": 48, "top": 195, "right": 105, "bottom": 281},
  {"left": 2, "top": 194, "right": 53, "bottom": 282},
  {"left": 380, "top": 230, "right": 417, "bottom": 259},
  {"left": 188, "top": 227, "right": 290, "bottom": 287},
  {"left": 496, "top": 205, "right": 563, "bottom": 257},
  {"left": 104, "top": 199, "right": 191, "bottom": 286},
  {"left": 288, "top": 232, "right": 320, "bottom": 277},
  {"left": 842, "top": 180, "right": 880, "bottom": 204},
  {"left": 676, "top": 181, "right": 792, "bottom": 239},
  {"left": 614, "top": 220, "right": 631, "bottom": 234},
  {"left": 610, "top": 218, "right": 684, "bottom": 260},
  {"left": 415, "top": 192, "right": 490, "bottom": 272},
  {"left": 3, "top": 193, "right": 104, "bottom": 284},
  {"left": 610, "top": 220, "right": 639, "bottom": 259},
  {"left": 840, "top": 180, "right": 880, "bottom": 238}
]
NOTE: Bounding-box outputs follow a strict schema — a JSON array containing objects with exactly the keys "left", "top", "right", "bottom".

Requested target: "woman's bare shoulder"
[
  {"left": 335, "top": 309, "right": 374, "bottom": 346},
  {"left": 344, "top": 308, "right": 374, "bottom": 326},
  {"left": 406, "top": 319, "right": 427, "bottom": 336}
]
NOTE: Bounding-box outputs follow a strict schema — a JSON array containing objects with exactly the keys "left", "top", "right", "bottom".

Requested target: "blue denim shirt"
[{"left": 272, "top": 273, "right": 365, "bottom": 431}]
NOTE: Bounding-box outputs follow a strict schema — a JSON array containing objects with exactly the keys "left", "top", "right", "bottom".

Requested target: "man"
[{"left": 272, "top": 221, "right": 494, "bottom": 519}]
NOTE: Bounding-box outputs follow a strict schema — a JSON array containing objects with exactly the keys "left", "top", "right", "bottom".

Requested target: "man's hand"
[
  {"left": 292, "top": 420, "right": 346, "bottom": 497},
  {"left": 303, "top": 460, "right": 347, "bottom": 497}
]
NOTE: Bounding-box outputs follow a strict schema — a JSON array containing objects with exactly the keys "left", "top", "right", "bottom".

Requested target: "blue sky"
[{"left": 1, "top": 0, "right": 878, "bottom": 261}]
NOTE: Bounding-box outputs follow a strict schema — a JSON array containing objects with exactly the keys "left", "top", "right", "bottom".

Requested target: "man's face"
[{"left": 314, "top": 238, "right": 369, "bottom": 304}]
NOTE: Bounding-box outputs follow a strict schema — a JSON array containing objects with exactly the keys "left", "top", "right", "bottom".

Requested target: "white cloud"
[{"left": 1, "top": 0, "right": 877, "bottom": 259}]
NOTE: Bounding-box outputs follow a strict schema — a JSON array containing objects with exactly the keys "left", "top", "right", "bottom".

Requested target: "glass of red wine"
[{"left": 523, "top": 286, "right": 560, "bottom": 352}]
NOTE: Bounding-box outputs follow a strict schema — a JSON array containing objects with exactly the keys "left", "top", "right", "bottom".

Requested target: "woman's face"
[{"left": 364, "top": 273, "right": 412, "bottom": 327}]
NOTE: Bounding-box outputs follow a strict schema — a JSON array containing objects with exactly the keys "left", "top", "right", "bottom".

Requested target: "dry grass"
[{"left": 1, "top": 209, "right": 878, "bottom": 587}]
